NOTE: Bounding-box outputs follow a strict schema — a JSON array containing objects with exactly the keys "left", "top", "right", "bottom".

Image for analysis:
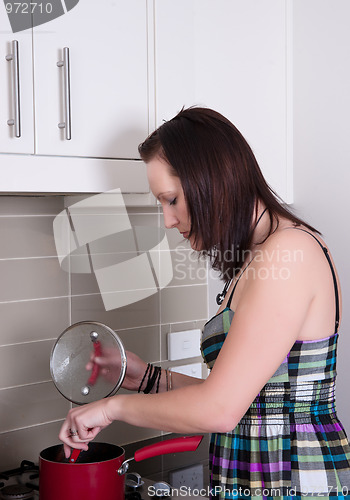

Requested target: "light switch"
[
  {"left": 183, "top": 340, "right": 190, "bottom": 349},
  {"left": 167, "top": 329, "right": 201, "bottom": 361}
]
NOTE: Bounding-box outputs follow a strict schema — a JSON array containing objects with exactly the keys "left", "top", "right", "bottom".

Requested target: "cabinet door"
[
  {"left": 0, "top": 9, "right": 34, "bottom": 153},
  {"left": 33, "top": 0, "right": 149, "bottom": 159},
  {"left": 155, "top": 0, "right": 292, "bottom": 202}
]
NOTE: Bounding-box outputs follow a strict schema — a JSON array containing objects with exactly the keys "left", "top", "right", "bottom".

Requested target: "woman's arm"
[
  {"left": 59, "top": 230, "right": 317, "bottom": 454},
  {"left": 87, "top": 347, "right": 203, "bottom": 393},
  {"left": 153, "top": 369, "right": 204, "bottom": 393}
]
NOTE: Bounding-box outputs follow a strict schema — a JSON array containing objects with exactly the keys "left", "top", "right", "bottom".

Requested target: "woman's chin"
[{"left": 189, "top": 237, "right": 202, "bottom": 251}]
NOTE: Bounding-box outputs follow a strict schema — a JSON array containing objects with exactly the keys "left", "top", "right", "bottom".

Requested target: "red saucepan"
[{"left": 39, "top": 435, "right": 203, "bottom": 500}]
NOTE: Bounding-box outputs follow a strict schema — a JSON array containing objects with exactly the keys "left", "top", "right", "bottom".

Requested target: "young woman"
[{"left": 59, "top": 107, "right": 350, "bottom": 498}]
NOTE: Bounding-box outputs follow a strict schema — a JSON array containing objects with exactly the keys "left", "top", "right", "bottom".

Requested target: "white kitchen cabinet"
[
  {"left": 155, "top": 0, "right": 293, "bottom": 203},
  {"left": 33, "top": 0, "right": 149, "bottom": 159},
  {"left": 0, "top": 0, "right": 153, "bottom": 196},
  {"left": 0, "top": 8, "right": 34, "bottom": 153}
]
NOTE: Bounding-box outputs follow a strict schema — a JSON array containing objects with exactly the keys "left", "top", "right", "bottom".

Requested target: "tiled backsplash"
[{"left": 0, "top": 196, "right": 208, "bottom": 470}]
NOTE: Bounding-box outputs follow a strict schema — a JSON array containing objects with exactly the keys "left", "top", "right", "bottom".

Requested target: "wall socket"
[
  {"left": 169, "top": 463, "right": 204, "bottom": 490},
  {"left": 171, "top": 362, "right": 203, "bottom": 378}
]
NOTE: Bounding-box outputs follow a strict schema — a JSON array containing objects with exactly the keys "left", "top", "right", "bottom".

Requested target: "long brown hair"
[{"left": 139, "top": 106, "right": 319, "bottom": 281}]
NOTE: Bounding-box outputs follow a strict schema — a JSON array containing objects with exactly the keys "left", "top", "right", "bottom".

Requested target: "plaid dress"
[{"left": 201, "top": 231, "right": 350, "bottom": 499}]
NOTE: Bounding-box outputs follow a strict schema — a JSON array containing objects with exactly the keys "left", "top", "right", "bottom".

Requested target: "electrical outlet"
[
  {"left": 171, "top": 362, "right": 203, "bottom": 378},
  {"left": 169, "top": 463, "right": 204, "bottom": 490}
]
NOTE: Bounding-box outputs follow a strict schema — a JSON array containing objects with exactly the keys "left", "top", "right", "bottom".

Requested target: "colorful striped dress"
[{"left": 201, "top": 230, "right": 350, "bottom": 499}]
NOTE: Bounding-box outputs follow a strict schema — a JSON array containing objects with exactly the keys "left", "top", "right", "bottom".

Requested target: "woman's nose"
[{"left": 163, "top": 209, "right": 178, "bottom": 229}]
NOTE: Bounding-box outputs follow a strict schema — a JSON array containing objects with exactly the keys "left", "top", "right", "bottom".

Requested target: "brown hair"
[{"left": 139, "top": 106, "right": 319, "bottom": 281}]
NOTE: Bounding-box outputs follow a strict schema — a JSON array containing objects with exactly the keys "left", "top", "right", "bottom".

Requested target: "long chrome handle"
[
  {"left": 57, "top": 47, "right": 71, "bottom": 140},
  {"left": 5, "top": 40, "right": 21, "bottom": 138}
]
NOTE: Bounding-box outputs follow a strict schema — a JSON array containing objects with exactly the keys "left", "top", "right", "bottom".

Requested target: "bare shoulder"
[
  {"left": 239, "top": 223, "right": 333, "bottom": 309},
  {"left": 255, "top": 224, "right": 328, "bottom": 269}
]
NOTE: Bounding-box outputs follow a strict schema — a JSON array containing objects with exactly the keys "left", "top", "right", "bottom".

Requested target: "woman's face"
[{"left": 147, "top": 156, "right": 198, "bottom": 249}]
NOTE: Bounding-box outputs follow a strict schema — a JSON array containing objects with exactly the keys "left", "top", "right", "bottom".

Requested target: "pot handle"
[
  {"left": 135, "top": 435, "right": 203, "bottom": 462},
  {"left": 117, "top": 435, "right": 203, "bottom": 475}
]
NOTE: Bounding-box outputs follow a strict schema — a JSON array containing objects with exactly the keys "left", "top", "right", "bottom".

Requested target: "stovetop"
[{"left": 0, "top": 461, "right": 39, "bottom": 499}]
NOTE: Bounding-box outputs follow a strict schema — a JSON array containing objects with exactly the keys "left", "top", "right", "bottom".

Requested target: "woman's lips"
[{"left": 180, "top": 231, "right": 190, "bottom": 238}]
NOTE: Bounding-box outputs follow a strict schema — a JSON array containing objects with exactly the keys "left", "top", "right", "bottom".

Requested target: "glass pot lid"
[{"left": 50, "top": 321, "right": 127, "bottom": 405}]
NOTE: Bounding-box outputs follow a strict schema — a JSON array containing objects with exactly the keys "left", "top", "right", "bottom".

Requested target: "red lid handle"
[
  {"left": 87, "top": 341, "right": 102, "bottom": 386},
  {"left": 134, "top": 435, "right": 203, "bottom": 462}
]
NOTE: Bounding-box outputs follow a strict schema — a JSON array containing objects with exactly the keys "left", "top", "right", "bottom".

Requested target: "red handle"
[
  {"left": 134, "top": 435, "right": 203, "bottom": 462},
  {"left": 69, "top": 448, "right": 81, "bottom": 463},
  {"left": 87, "top": 341, "right": 101, "bottom": 386}
]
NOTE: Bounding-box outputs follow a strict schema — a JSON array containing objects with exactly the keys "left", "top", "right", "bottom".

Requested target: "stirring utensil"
[{"left": 69, "top": 448, "right": 82, "bottom": 463}]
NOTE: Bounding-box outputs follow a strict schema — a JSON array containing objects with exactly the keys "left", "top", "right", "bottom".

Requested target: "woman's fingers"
[
  {"left": 59, "top": 399, "right": 113, "bottom": 457},
  {"left": 59, "top": 423, "right": 89, "bottom": 458},
  {"left": 86, "top": 355, "right": 112, "bottom": 371},
  {"left": 63, "top": 443, "right": 71, "bottom": 459}
]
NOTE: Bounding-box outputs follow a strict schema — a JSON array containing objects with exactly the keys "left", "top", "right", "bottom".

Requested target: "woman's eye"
[{"left": 169, "top": 198, "right": 177, "bottom": 206}]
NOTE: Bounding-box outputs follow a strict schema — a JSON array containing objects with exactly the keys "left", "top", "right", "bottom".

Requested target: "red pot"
[{"left": 39, "top": 435, "right": 203, "bottom": 500}]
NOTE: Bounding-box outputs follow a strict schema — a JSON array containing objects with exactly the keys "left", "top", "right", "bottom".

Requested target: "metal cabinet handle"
[
  {"left": 5, "top": 40, "right": 21, "bottom": 138},
  {"left": 57, "top": 47, "right": 71, "bottom": 140}
]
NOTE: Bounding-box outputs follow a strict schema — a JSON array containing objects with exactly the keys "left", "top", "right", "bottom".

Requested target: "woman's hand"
[
  {"left": 59, "top": 398, "right": 115, "bottom": 458},
  {"left": 86, "top": 349, "right": 147, "bottom": 392}
]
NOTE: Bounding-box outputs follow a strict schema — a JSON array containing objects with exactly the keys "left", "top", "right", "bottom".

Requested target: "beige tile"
[
  {"left": 128, "top": 212, "right": 160, "bottom": 226},
  {"left": 0, "top": 216, "right": 59, "bottom": 259},
  {"left": 118, "top": 325, "right": 160, "bottom": 364},
  {"left": 162, "top": 320, "right": 207, "bottom": 335},
  {"left": 0, "top": 195, "right": 64, "bottom": 216},
  {"left": 160, "top": 284, "right": 208, "bottom": 325},
  {"left": 0, "top": 420, "right": 63, "bottom": 469},
  {"left": 71, "top": 291, "right": 160, "bottom": 331},
  {"left": 167, "top": 249, "right": 207, "bottom": 287},
  {"left": 0, "top": 257, "right": 69, "bottom": 302},
  {"left": 99, "top": 420, "right": 162, "bottom": 447},
  {"left": 0, "top": 382, "right": 70, "bottom": 433},
  {"left": 0, "top": 297, "right": 69, "bottom": 346},
  {"left": 160, "top": 432, "right": 210, "bottom": 472},
  {"left": 0, "top": 340, "right": 54, "bottom": 389},
  {"left": 70, "top": 268, "right": 100, "bottom": 296},
  {"left": 127, "top": 207, "right": 159, "bottom": 216}
]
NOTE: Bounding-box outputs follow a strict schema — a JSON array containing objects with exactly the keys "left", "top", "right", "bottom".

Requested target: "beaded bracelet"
[
  {"left": 138, "top": 363, "right": 162, "bottom": 394},
  {"left": 143, "top": 365, "right": 160, "bottom": 394},
  {"left": 138, "top": 363, "right": 151, "bottom": 393}
]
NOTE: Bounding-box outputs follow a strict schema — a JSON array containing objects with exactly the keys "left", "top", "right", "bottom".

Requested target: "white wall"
[
  {"left": 207, "top": 0, "right": 350, "bottom": 433},
  {"left": 293, "top": 0, "right": 350, "bottom": 430}
]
